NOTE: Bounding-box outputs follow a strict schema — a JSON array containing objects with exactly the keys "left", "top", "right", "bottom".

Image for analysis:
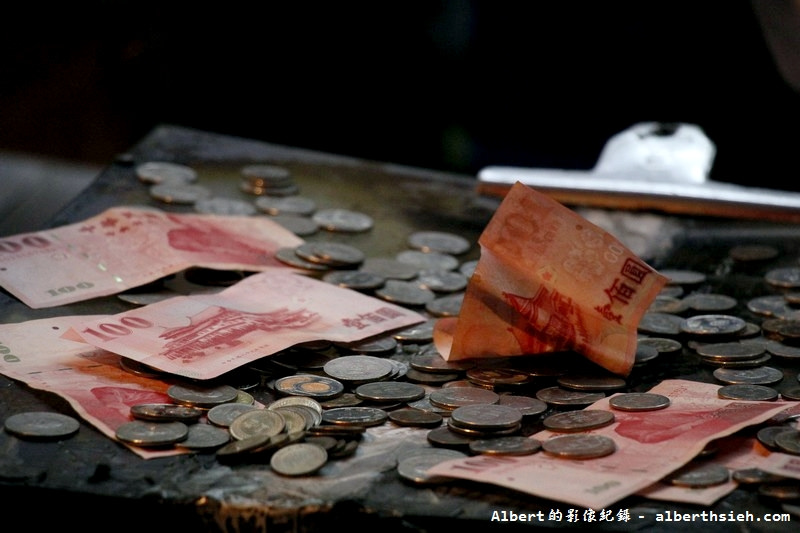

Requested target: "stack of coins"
[{"left": 239, "top": 164, "right": 298, "bottom": 196}]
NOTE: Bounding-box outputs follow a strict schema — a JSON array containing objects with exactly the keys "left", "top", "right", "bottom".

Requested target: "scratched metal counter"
[{"left": 0, "top": 125, "right": 798, "bottom": 532}]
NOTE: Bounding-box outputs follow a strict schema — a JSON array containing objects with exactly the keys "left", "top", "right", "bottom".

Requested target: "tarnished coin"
[
  {"left": 638, "top": 312, "right": 684, "bottom": 336},
  {"left": 339, "top": 334, "right": 398, "bottom": 355},
  {"left": 407, "top": 231, "right": 471, "bottom": 255},
  {"left": 228, "top": 409, "right": 286, "bottom": 440},
  {"left": 312, "top": 208, "right": 373, "bottom": 232},
  {"left": 695, "top": 342, "right": 765, "bottom": 362},
  {"left": 388, "top": 408, "right": 443, "bottom": 428},
  {"left": 119, "top": 356, "right": 167, "bottom": 378},
  {"left": 295, "top": 242, "right": 365, "bottom": 268},
  {"left": 609, "top": 393, "right": 671, "bottom": 412},
  {"left": 668, "top": 463, "right": 730, "bottom": 487},
  {"left": 135, "top": 161, "right": 197, "bottom": 184},
  {"left": 375, "top": 280, "right": 436, "bottom": 307},
  {"left": 758, "top": 482, "right": 800, "bottom": 501},
  {"left": 215, "top": 433, "right": 274, "bottom": 460},
  {"left": 405, "top": 368, "right": 461, "bottom": 386},
  {"left": 321, "top": 406, "right": 389, "bottom": 427},
  {"left": 360, "top": 257, "right": 420, "bottom": 280},
  {"left": 149, "top": 182, "right": 212, "bottom": 204},
  {"left": 542, "top": 410, "right": 615, "bottom": 432},
  {"left": 717, "top": 384, "right": 779, "bottom": 401},
  {"left": 680, "top": 314, "right": 747, "bottom": 337},
  {"left": 176, "top": 423, "right": 231, "bottom": 450},
  {"left": 712, "top": 366, "right": 784, "bottom": 386},
  {"left": 732, "top": 467, "right": 786, "bottom": 485},
  {"left": 274, "top": 247, "right": 329, "bottom": 271},
  {"left": 193, "top": 197, "right": 257, "bottom": 216},
  {"left": 397, "top": 449, "right": 468, "bottom": 484},
  {"left": 323, "top": 355, "right": 395, "bottom": 384},
  {"left": 648, "top": 295, "right": 690, "bottom": 314},
  {"left": 167, "top": 383, "right": 240, "bottom": 408},
  {"left": 536, "top": 386, "right": 606, "bottom": 407},
  {"left": 781, "top": 386, "right": 800, "bottom": 401},
  {"left": 747, "top": 295, "right": 799, "bottom": 318},
  {"left": 634, "top": 344, "right": 659, "bottom": 365},
  {"left": 467, "top": 367, "right": 534, "bottom": 388},
  {"left": 273, "top": 374, "right": 344, "bottom": 400},
  {"left": 428, "top": 387, "right": 500, "bottom": 410},
  {"left": 426, "top": 426, "right": 473, "bottom": 449},
  {"left": 115, "top": 420, "right": 188, "bottom": 447},
  {"left": 354, "top": 381, "right": 426, "bottom": 403},
  {"left": 774, "top": 429, "right": 800, "bottom": 455},
  {"left": 4, "top": 411, "right": 80, "bottom": 439},
  {"left": 468, "top": 436, "right": 542, "bottom": 456},
  {"left": 395, "top": 250, "right": 459, "bottom": 273},
  {"left": 729, "top": 244, "right": 779, "bottom": 262},
  {"left": 270, "top": 442, "right": 328, "bottom": 476},
  {"left": 392, "top": 319, "right": 437, "bottom": 342},
  {"left": 556, "top": 374, "right": 626, "bottom": 392},
  {"left": 450, "top": 404, "right": 523, "bottom": 431},
  {"left": 542, "top": 434, "right": 616, "bottom": 459},
  {"left": 255, "top": 195, "right": 317, "bottom": 216},
  {"left": 130, "top": 403, "right": 204, "bottom": 423},
  {"left": 766, "top": 267, "right": 800, "bottom": 289},
  {"left": 206, "top": 403, "right": 260, "bottom": 427},
  {"left": 268, "top": 396, "right": 324, "bottom": 417},
  {"left": 757, "top": 425, "right": 796, "bottom": 450},
  {"left": 323, "top": 270, "right": 385, "bottom": 291},
  {"left": 410, "top": 350, "right": 474, "bottom": 373}
]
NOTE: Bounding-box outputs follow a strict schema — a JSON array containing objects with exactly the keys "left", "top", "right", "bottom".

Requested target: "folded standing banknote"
[
  {"left": 0, "top": 206, "right": 304, "bottom": 308},
  {"left": 75, "top": 268, "right": 426, "bottom": 380},
  {"left": 434, "top": 181, "right": 668, "bottom": 376}
]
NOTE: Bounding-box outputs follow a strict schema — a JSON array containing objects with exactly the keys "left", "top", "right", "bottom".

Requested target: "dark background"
[{"left": 2, "top": 1, "right": 799, "bottom": 189}]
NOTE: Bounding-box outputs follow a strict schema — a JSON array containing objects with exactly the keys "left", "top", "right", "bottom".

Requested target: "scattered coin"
[
  {"left": 387, "top": 408, "right": 443, "bottom": 428},
  {"left": 638, "top": 312, "right": 685, "bottom": 336},
  {"left": 766, "top": 267, "right": 800, "bottom": 289},
  {"left": 135, "top": 161, "right": 197, "bottom": 184},
  {"left": 268, "top": 214, "right": 319, "bottom": 236},
  {"left": 397, "top": 449, "right": 468, "bottom": 484},
  {"left": 774, "top": 429, "right": 800, "bottom": 455},
  {"left": 360, "top": 257, "right": 420, "bottom": 280},
  {"left": 541, "top": 434, "right": 616, "bottom": 459},
  {"left": 375, "top": 280, "right": 436, "bottom": 307},
  {"left": 322, "top": 270, "right": 385, "bottom": 291},
  {"left": 682, "top": 293, "right": 737, "bottom": 313},
  {"left": 694, "top": 342, "right": 765, "bottom": 362},
  {"left": 206, "top": 403, "right": 260, "bottom": 427},
  {"left": 556, "top": 374, "right": 626, "bottom": 392},
  {"left": 295, "top": 242, "right": 365, "bottom": 268},
  {"left": 323, "top": 355, "right": 395, "bottom": 384},
  {"left": 712, "top": 366, "right": 784, "bottom": 386},
  {"left": 115, "top": 420, "right": 189, "bottom": 447},
  {"left": 228, "top": 409, "right": 286, "bottom": 440},
  {"left": 321, "top": 406, "right": 389, "bottom": 427},
  {"left": 757, "top": 425, "right": 796, "bottom": 450},
  {"left": 312, "top": 208, "right": 373, "bottom": 232},
  {"left": 680, "top": 314, "right": 747, "bottom": 337},
  {"left": 4, "top": 411, "right": 80, "bottom": 439},
  {"left": 176, "top": 423, "right": 231, "bottom": 450},
  {"left": 407, "top": 231, "right": 471, "bottom": 255},
  {"left": 255, "top": 195, "right": 317, "bottom": 216},
  {"left": 193, "top": 196, "right": 257, "bottom": 216},
  {"left": 416, "top": 270, "right": 468, "bottom": 293},
  {"left": 732, "top": 467, "right": 785, "bottom": 484},
  {"left": 717, "top": 384, "right": 779, "bottom": 401},
  {"left": 661, "top": 269, "right": 707, "bottom": 285},
  {"left": 354, "top": 381, "right": 426, "bottom": 403},
  {"left": 130, "top": 403, "right": 204, "bottom": 423},
  {"left": 167, "top": 383, "right": 240, "bottom": 408},
  {"left": 535, "top": 386, "right": 606, "bottom": 407},
  {"left": 542, "top": 410, "right": 615, "bottom": 432},
  {"left": 728, "top": 244, "right": 779, "bottom": 262},
  {"left": 668, "top": 463, "right": 729, "bottom": 487},
  {"left": 450, "top": 404, "right": 523, "bottom": 432},
  {"left": 274, "top": 247, "right": 329, "bottom": 271},
  {"left": 428, "top": 387, "right": 500, "bottom": 410},
  {"left": 496, "top": 395, "right": 548, "bottom": 417},
  {"left": 395, "top": 250, "right": 459, "bottom": 273},
  {"left": 609, "top": 393, "right": 671, "bottom": 411},
  {"left": 273, "top": 374, "right": 344, "bottom": 400},
  {"left": 425, "top": 292, "right": 464, "bottom": 317},
  {"left": 270, "top": 442, "right": 328, "bottom": 476},
  {"left": 469, "top": 436, "right": 542, "bottom": 456},
  {"left": 149, "top": 183, "right": 212, "bottom": 204}
]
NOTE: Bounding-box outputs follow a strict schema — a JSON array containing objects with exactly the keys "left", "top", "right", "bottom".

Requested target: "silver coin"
[
  {"left": 712, "top": 366, "right": 784, "bottom": 386},
  {"left": 556, "top": 374, "right": 626, "bottom": 392},
  {"left": 323, "top": 355, "right": 395, "bottom": 384},
  {"left": 268, "top": 214, "right": 319, "bottom": 236},
  {"left": 392, "top": 319, "right": 437, "bottom": 342},
  {"left": 668, "top": 463, "right": 730, "bottom": 487},
  {"left": 542, "top": 409, "right": 615, "bottom": 432},
  {"left": 149, "top": 183, "right": 212, "bottom": 204},
  {"left": 638, "top": 312, "right": 684, "bottom": 336},
  {"left": 416, "top": 270, "right": 468, "bottom": 293},
  {"left": 117, "top": 290, "right": 180, "bottom": 306},
  {"left": 542, "top": 434, "right": 616, "bottom": 459},
  {"left": 661, "top": 269, "right": 707, "bottom": 285},
  {"left": 680, "top": 314, "right": 747, "bottom": 337},
  {"left": 717, "top": 384, "right": 779, "bottom": 401},
  {"left": 609, "top": 393, "right": 671, "bottom": 412},
  {"left": 270, "top": 442, "right": 328, "bottom": 476},
  {"left": 648, "top": 295, "right": 690, "bottom": 314},
  {"left": 467, "top": 367, "right": 534, "bottom": 388},
  {"left": 295, "top": 242, "right": 365, "bottom": 267},
  {"left": 459, "top": 259, "right": 479, "bottom": 278},
  {"left": 428, "top": 386, "right": 500, "bottom": 410},
  {"left": 766, "top": 267, "right": 800, "bottom": 289},
  {"left": 732, "top": 467, "right": 786, "bottom": 484},
  {"left": 468, "top": 436, "right": 542, "bottom": 456},
  {"left": 130, "top": 403, "right": 204, "bottom": 423},
  {"left": 395, "top": 250, "right": 459, "bottom": 272},
  {"left": 634, "top": 343, "right": 660, "bottom": 365},
  {"left": 115, "top": 420, "right": 189, "bottom": 447},
  {"left": 336, "top": 335, "right": 397, "bottom": 355},
  {"left": 271, "top": 405, "right": 320, "bottom": 430},
  {"left": 774, "top": 429, "right": 800, "bottom": 454},
  {"left": 397, "top": 449, "right": 468, "bottom": 484},
  {"left": 267, "top": 396, "right": 324, "bottom": 416},
  {"left": 135, "top": 161, "right": 197, "bottom": 184},
  {"left": 321, "top": 406, "right": 388, "bottom": 427},
  {"left": 193, "top": 197, "right": 257, "bottom": 216},
  {"left": 694, "top": 342, "right": 765, "bottom": 362},
  {"left": 228, "top": 409, "right": 286, "bottom": 440},
  {"left": 729, "top": 244, "right": 779, "bottom": 262},
  {"left": 206, "top": 403, "right": 260, "bottom": 427},
  {"left": 322, "top": 270, "right": 385, "bottom": 290},
  {"left": 747, "top": 295, "right": 800, "bottom": 318},
  {"left": 354, "top": 381, "right": 426, "bottom": 403},
  {"left": 312, "top": 208, "right": 373, "bottom": 232},
  {"left": 496, "top": 394, "right": 548, "bottom": 417},
  {"left": 425, "top": 292, "right": 464, "bottom": 317},
  {"left": 757, "top": 425, "right": 796, "bottom": 449},
  {"left": 167, "top": 383, "right": 240, "bottom": 408},
  {"left": 375, "top": 279, "right": 436, "bottom": 307},
  {"left": 682, "top": 293, "right": 737, "bottom": 313},
  {"left": 535, "top": 386, "right": 606, "bottom": 407},
  {"left": 4, "top": 411, "right": 80, "bottom": 439},
  {"left": 176, "top": 423, "right": 231, "bottom": 450},
  {"left": 359, "top": 257, "right": 420, "bottom": 280},
  {"left": 241, "top": 163, "right": 292, "bottom": 184},
  {"left": 274, "top": 247, "right": 329, "bottom": 271},
  {"left": 410, "top": 350, "right": 474, "bottom": 374},
  {"left": 450, "top": 404, "right": 523, "bottom": 431},
  {"left": 255, "top": 195, "right": 317, "bottom": 216},
  {"left": 407, "top": 231, "right": 471, "bottom": 255}
]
